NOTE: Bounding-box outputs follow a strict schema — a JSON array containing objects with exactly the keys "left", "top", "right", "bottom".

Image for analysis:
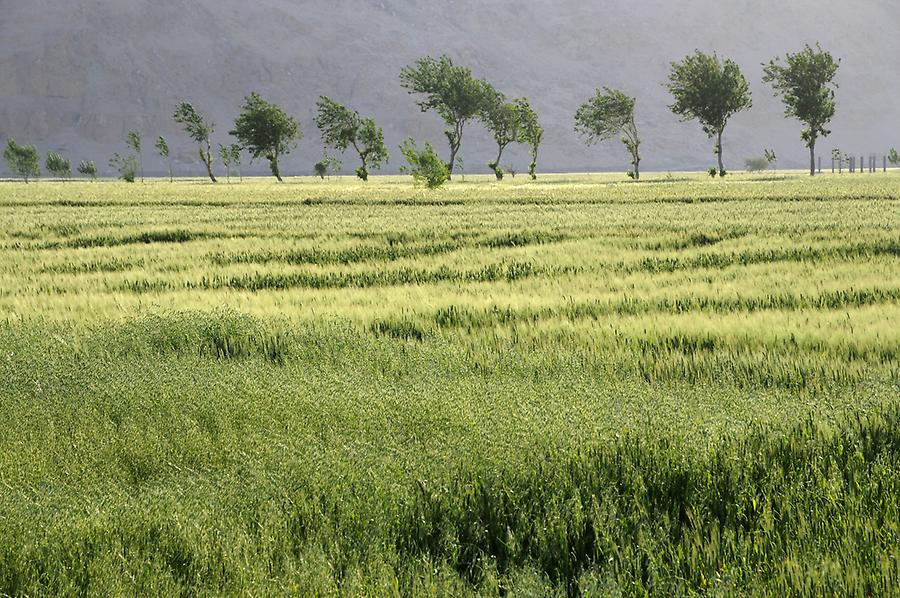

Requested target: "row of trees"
[
  {"left": 0, "top": 44, "right": 873, "bottom": 185},
  {"left": 575, "top": 44, "right": 840, "bottom": 179}
]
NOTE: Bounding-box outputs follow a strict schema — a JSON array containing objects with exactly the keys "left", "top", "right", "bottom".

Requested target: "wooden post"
[
  {"left": 818, "top": 156, "right": 821, "bottom": 173},
  {"left": 885, "top": 156, "right": 888, "bottom": 172}
]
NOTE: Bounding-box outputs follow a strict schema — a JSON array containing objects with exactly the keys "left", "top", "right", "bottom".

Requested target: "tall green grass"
[{"left": 0, "top": 173, "right": 898, "bottom": 594}]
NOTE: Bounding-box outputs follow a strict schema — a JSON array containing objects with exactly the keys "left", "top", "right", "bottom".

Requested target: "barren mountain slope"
[{"left": 1, "top": 0, "right": 897, "bottom": 175}]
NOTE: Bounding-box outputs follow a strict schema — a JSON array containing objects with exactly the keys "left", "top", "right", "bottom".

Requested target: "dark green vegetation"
[
  {"left": 575, "top": 88, "right": 642, "bottom": 179},
  {"left": 668, "top": 51, "right": 753, "bottom": 177},
  {"left": 764, "top": 44, "right": 840, "bottom": 177},
  {"left": 230, "top": 92, "right": 302, "bottom": 183},
  {"left": 315, "top": 97, "right": 390, "bottom": 182},
  {"left": 0, "top": 173, "right": 899, "bottom": 595}
]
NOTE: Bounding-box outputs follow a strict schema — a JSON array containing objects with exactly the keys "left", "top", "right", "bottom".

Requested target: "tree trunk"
[
  {"left": 634, "top": 157, "right": 640, "bottom": 181},
  {"left": 272, "top": 153, "right": 283, "bottom": 183},
  {"left": 492, "top": 145, "right": 505, "bottom": 180},
  {"left": 808, "top": 138, "right": 816, "bottom": 177},
  {"left": 447, "top": 143, "right": 459, "bottom": 180},
  {"left": 447, "top": 122, "right": 463, "bottom": 180},
  {"left": 204, "top": 142, "right": 217, "bottom": 183},
  {"left": 716, "top": 130, "right": 725, "bottom": 176}
]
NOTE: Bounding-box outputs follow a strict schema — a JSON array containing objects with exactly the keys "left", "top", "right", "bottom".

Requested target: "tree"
[
  {"left": 230, "top": 92, "right": 301, "bottom": 183},
  {"left": 764, "top": 148, "right": 778, "bottom": 172},
  {"left": 155, "top": 136, "right": 173, "bottom": 182},
  {"left": 889, "top": 148, "right": 899, "bottom": 166},
  {"left": 399, "top": 138, "right": 450, "bottom": 189},
  {"left": 174, "top": 101, "right": 217, "bottom": 183},
  {"left": 575, "top": 87, "right": 642, "bottom": 179},
  {"left": 314, "top": 97, "right": 389, "bottom": 181},
  {"left": 109, "top": 153, "right": 138, "bottom": 182},
  {"left": 400, "top": 55, "right": 493, "bottom": 178},
  {"left": 763, "top": 44, "right": 840, "bottom": 177},
  {"left": 480, "top": 88, "right": 522, "bottom": 181},
  {"left": 3, "top": 140, "right": 40, "bottom": 183},
  {"left": 219, "top": 144, "right": 233, "bottom": 183},
  {"left": 668, "top": 51, "right": 752, "bottom": 177},
  {"left": 229, "top": 144, "right": 243, "bottom": 182},
  {"left": 45, "top": 151, "right": 71, "bottom": 180},
  {"left": 127, "top": 130, "right": 143, "bottom": 182},
  {"left": 77, "top": 160, "right": 97, "bottom": 180},
  {"left": 517, "top": 98, "right": 543, "bottom": 180},
  {"left": 314, "top": 155, "right": 342, "bottom": 179}
]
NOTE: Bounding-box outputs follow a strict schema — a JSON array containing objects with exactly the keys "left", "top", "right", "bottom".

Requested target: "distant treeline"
[{"left": 4, "top": 44, "right": 898, "bottom": 186}]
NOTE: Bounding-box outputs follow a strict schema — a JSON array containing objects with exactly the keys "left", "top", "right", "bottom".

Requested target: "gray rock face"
[{"left": 1, "top": 0, "right": 897, "bottom": 176}]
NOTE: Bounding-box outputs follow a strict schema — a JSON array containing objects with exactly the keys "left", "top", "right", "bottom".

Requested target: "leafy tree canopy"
[
  {"left": 3, "top": 139, "right": 40, "bottom": 183},
  {"left": 315, "top": 97, "right": 388, "bottom": 181},
  {"left": 230, "top": 92, "right": 301, "bottom": 182}
]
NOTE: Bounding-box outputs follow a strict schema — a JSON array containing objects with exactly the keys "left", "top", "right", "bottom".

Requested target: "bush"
[
  {"left": 399, "top": 139, "right": 450, "bottom": 189},
  {"left": 745, "top": 156, "right": 770, "bottom": 172},
  {"left": 889, "top": 148, "right": 899, "bottom": 166},
  {"left": 708, "top": 167, "right": 719, "bottom": 178},
  {"left": 109, "top": 153, "right": 138, "bottom": 183},
  {"left": 313, "top": 156, "right": 341, "bottom": 179}
]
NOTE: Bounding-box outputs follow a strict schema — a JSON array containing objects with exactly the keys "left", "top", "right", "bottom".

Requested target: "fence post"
[
  {"left": 818, "top": 156, "right": 821, "bottom": 174},
  {"left": 885, "top": 156, "right": 888, "bottom": 172}
]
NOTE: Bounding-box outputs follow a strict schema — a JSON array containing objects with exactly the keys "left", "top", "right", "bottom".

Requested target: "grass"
[{"left": 0, "top": 171, "right": 899, "bottom": 595}]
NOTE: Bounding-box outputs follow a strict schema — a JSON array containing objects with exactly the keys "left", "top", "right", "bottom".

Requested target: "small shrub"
[
  {"left": 314, "top": 155, "right": 342, "bottom": 179},
  {"left": 399, "top": 139, "right": 450, "bottom": 189},
  {"left": 109, "top": 153, "right": 138, "bottom": 183},
  {"left": 707, "top": 167, "right": 719, "bottom": 178},
  {"left": 745, "top": 156, "right": 770, "bottom": 172}
]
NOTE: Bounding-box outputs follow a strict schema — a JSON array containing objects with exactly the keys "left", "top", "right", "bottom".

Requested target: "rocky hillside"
[{"left": 1, "top": 0, "right": 897, "bottom": 175}]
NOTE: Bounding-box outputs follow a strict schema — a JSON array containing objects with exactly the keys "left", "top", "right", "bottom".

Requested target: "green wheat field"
[{"left": 1, "top": 172, "right": 899, "bottom": 596}]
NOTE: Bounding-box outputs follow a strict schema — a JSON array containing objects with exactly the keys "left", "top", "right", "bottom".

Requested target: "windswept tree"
[
  {"left": 517, "top": 98, "right": 543, "bottom": 180},
  {"left": 3, "top": 139, "right": 40, "bottom": 183},
  {"left": 45, "top": 151, "right": 71, "bottom": 180},
  {"left": 763, "top": 44, "right": 839, "bottom": 177},
  {"left": 668, "top": 51, "right": 752, "bottom": 176},
  {"left": 575, "top": 88, "right": 642, "bottom": 179},
  {"left": 78, "top": 160, "right": 97, "bottom": 181},
  {"left": 480, "top": 88, "right": 522, "bottom": 180},
  {"left": 155, "top": 136, "right": 173, "bottom": 182},
  {"left": 174, "top": 101, "right": 217, "bottom": 183},
  {"left": 314, "top": 97, "right": 389, "bottom": 181},
  {"left": 127, "top": 130, "right": 143, "bottom": 182},
  {"left": 219, "top": 144, "right": 233, "bottom": 183},
  {"left": 228, "top": 144, "right": 243, "bottom": 182},
  {"left": 230, "top": 92, "right": 301, "bottom": 183},
  {"left": 400, "top": 55, "right": 493, "bottom": 177}
]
